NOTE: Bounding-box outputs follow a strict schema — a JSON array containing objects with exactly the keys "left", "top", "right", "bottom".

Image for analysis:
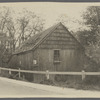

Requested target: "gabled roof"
[{"left": 14, "top": 22, "right": 84, "bottom": 54}]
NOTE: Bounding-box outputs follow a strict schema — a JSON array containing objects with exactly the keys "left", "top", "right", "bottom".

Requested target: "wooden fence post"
[
  {"left": 18, "top": 68, "right": 21, "bottom": 78},
  {"left": 9, "top": 69, "right": 11, "bottom": 75},
  {"left": 82, "top": 70, "right": 85, "bottom": 81},
  {"left": 46, "top": 70, "right": 49, "bottom": 80},
  {"left": 0, "top": 68, "right": 1, "bottom": 74}
]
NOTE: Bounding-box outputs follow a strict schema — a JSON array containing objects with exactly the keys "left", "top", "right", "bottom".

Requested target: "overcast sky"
[{"left": 0, "top": 2, "right": 99, "bottom": 32}]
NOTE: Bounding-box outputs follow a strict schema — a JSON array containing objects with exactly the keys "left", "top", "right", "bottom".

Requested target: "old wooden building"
[{"left": 9, "top": 22, "right": 85, "bottom": 82}]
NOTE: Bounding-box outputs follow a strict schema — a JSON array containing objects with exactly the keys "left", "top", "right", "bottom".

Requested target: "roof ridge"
[
  {"left": 30, "top": 22, "right": 62, "bottom": 51},
  {"left": 21, "top": 22, "right": 61, "bottom": 46},
  {"left": 13, "top": 22, "right": 84, "bottom": 54},
  {"left": 14, "top": 22, "right": 62, "bottom": 54}
]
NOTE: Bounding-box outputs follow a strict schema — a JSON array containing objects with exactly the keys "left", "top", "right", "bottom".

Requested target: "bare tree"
[
  {"left": 0, "top": 7, "right": 45, "bottom": 66},
  {"left": 0, "top": 7, "right": 16, "bottom": 66},
  {"left": 16, "top": 9, "right": 45, "bottom": 46}
]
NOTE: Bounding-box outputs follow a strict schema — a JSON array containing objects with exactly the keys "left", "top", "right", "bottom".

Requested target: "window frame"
[{"left": 53, "top": 49, "right": 61, "bottom": 63}]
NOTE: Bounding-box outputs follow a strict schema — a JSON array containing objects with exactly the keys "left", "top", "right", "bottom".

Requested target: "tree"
[
  {"left": 0, "top": 7, "right": 16, "bottom": 52},
  {"left": 77, "top": 30, "right": 97, "bottom": 46},
  {"left": 0, "top": 7, "right": 15, "bottom": 66},
  {"left": 16, "top": 9, "right": 45, "bottom": 46},
  {"left": 82, "top": 6, "right": 100, "bottom": 30},
  {"left": 81, "top": 6, "right": 100, "bottom": 45},
  {"left": 78, "top": 6, "right": 100, "bottom": 64},
  {"left": 56, "top": 14, "right": 75, "bottom": 31},
  {"left": 56, "top": 14, "right": 87, "bottom": 32},
  {"left": 0, "top": 7, "right": 45, "bottom": 66}
]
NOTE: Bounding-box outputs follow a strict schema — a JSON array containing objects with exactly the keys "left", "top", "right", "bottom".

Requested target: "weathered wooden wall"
[
  {"left": 38, "top": 25, "right": 80, "bottom": 49},
  {"left": 10, "top": 24, "right": 84, "bottom": 82},
  {"left": 37, "top": 24, "right": 84, "bottom": 71}
]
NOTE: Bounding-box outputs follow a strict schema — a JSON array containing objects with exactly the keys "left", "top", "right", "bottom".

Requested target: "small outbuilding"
[{"left": 9, "top": 22, "right": 86, "bottom": 82}]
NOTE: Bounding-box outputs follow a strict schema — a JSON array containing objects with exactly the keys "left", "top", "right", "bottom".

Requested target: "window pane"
[{"left": 54, "top": 50, "right": 60, "bottom": 61}]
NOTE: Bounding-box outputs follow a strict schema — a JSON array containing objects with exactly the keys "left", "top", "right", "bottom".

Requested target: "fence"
[{"left": 0, "top": 67, "right": 100, "bottom": 81}]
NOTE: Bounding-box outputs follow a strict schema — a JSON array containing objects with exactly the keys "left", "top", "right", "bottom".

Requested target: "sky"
[{"left": 0, "top": 2, "right": 99, "bottom": 32}]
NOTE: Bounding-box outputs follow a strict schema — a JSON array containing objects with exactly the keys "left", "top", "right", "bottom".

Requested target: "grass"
[
  {"left": 1, "top": 72, "right": 100, "bottom": 91},
  {"left": 52, "top": 80, "right": 100, "bottom": 91},
  {"left": 38, "top": 75, "right": 100, "bottom": 91}
]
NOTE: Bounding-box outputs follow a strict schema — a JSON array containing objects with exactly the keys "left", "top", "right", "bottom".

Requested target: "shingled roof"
[{"left": 14, "top": 22, "right": 83, "bottom": 54}]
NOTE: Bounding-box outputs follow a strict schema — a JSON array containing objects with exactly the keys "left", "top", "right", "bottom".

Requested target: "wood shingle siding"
[{"left": 9, "top": 22, "right": 85, "bottom": 82}]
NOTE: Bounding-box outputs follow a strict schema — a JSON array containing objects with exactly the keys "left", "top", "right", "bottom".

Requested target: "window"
[{"left": 54, "top": 50, "right": 60, "bottom": 62}]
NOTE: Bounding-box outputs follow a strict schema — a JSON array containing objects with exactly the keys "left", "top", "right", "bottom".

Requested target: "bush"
[
  {"left": 83, "top": 76, "right": 100, "bottom": 85},
  {"left": 40, "top": 79, "right": 54, "bottom": 85},
  {"left": 55, "top": 75, "right": 68, "bottom": 82}
]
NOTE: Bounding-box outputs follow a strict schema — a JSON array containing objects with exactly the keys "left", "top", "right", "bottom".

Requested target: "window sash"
[{"left": 54, "top": 50, "right": 60, "bottom": 61}]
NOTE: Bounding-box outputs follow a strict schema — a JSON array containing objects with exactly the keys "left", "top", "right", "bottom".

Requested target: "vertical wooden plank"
[
  {"left": 9, "top": 69, "right": 11, "bottom": 75},
  {"left": 46, "top": 70, "right": 49, "bottom": 80},
  {"left": 82, "top": 70, "right": 85, "bottom": 80}
]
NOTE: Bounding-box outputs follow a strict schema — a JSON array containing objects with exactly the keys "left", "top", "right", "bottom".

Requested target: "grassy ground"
[
  {"left": 1, "top": 72, "right": 100, "bottom": 91},
  {"left": 39, "top": 75, "right": 100, "bottom": 91},
  {"left": 54, "top": 81, "right": 100, "bottom": 91}
]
